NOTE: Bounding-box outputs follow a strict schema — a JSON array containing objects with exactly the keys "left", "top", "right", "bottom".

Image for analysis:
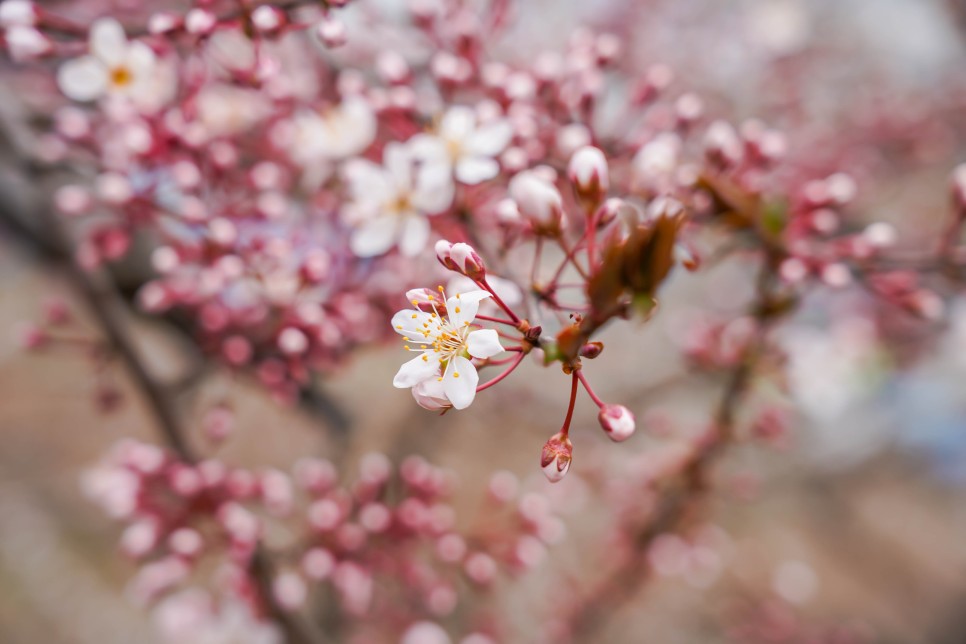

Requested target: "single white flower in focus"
[
  {"left": 391, "top": 288, "right": 504, "bottom": 410},
  {"left": 57, "top": 18, "right": 157, "bottom": 103},
  {"left": 410, "top": 105, "right": 513, "bottom": 185},
  {"left": 342, "top": 142, "right": 453, "bottom": 257}
]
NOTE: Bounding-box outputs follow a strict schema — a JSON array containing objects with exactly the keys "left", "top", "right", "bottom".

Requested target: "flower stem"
[
  {"left": 475, "top": 313, "right": 519, "bottom": 326},
  {"left": 475, "top": 352, "right": 525, "bottom": 393},
  {"left": 478, "top": 277, "right": 522, "bottom": 324},
  {"left": 560, "top": 370, "right": 580, "bottom": 438},
  {"left": 576, "top": 370, "right": 605, "bottom": 408}
]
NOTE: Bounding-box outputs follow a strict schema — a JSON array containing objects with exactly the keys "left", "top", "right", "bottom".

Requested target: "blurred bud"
[
  {"left": 509, "top": 170, "right": 564, "bottom": 235},
  {"left": 704, "top": 120, "right": 743, "bottom": 170},
  {"left": 147, "top": 12, "right": 180, "bottom": 34},
  {"left": 598, "top": 404, "right": 636, "bottom": 442},
  {"left": 952, "top": 164, "right": 966, "bottom": 213},
  {"left": 0, "top": 1, "right": 36, "bottom": 27},
  {"left": 5, "top": 26, "right": 51, "bottom": 61},
  {"left": 862, "top": 222, "right": 897, "bottom": 249},
  {"left": 251, "top": 5, "right": 285, "bottom": 32},
  {"left": 184, "top": 8, "right": 216, "bottom": 35},
  {"left": 317, "top": 15, "right": 347, "bottom": 47},
  {"left": 278, "top": 327, "right": 309, "bottom": 355},
  {"left": 579, "top": 341, "right": 603, "bottom": 359},
  {"left": 540, "top": 432, "right": 572, "bottom": 483},
  {"left": 568, "top": 146, "right": 609, "bottom": 205}
]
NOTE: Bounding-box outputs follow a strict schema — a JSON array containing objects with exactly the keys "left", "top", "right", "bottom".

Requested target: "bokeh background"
[{"left": 2, "top": 0, "right": 966, "bottom": 642}]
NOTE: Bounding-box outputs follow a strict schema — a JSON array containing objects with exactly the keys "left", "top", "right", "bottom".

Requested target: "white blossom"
[
  {"left": 57, "top": 18, "right": 158, "bottom": 103},
  {"left": 410, "top": 106, "right": 513, "bottom": 185}
]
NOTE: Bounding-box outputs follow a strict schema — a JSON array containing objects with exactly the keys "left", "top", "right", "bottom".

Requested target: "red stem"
[
  {"left": 560, "top": 371, "right": 580, "bottom": 438},
  {"left": 576, "top": 370, "right": 605, "bottom": 408},
  {"left": 478, "top": 278, "right": 521, "bottom": 324},
  {"left": 475, "top": 313, "right": 518, "bottom": 326},
  {"left": 475, "top": 352, "right": 525, "bottom": 393}
]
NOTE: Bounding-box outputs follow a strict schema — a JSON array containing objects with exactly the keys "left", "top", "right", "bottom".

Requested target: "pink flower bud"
[
  {"left": 540, "top": 432, "right": 572, "bottom": 483},
  {"left": 184, "top": 8, "right": 216, "bottom": 35},
  {"left": 568, "top": 146, "right": 609, "bottom": 204},
  {"left": 278, "top": 327, "right": 309, "bottom": 355},
  {"left": 449, "top": 242, "right": 486, "bottom": 280},
  {"left": 5, "top": 26, "right": 50, "bottom": 61},
  {"left": 406, "top": 287, "right": 444, "bottom": 312},
  {"left": 317, "top": 15, "right": 347, "bottom": 47},
  {"left": 704, "top": 120, "right": 743, "bottom": 170},
  {"left": 0, "top": 1, "right": 36, "bottom": 27},
  {"left": 509, "top": 170, "right": 564, "bottom": 235},
  {"left": 598, "top": 404, "right": 636, "bottom": 442},
  {"left": 251, "top": 5, "right": 285, "bottom": 32}
]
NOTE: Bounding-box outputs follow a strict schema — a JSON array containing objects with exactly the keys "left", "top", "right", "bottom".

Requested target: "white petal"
[
  {"left": 126, "top": 41, "right": 156, "bottom": 76},
  {"left": 455, "top": 156, "right": 499, "bottom": 185},
  {"left": 398, "top": 216, "right": 430, "bottom": 257},
  {"left": 464, "top": 120, "right": 513, "bottom": 157},
  {"left": 383, "top": 142, "right": 413, "bottom": 193},
  {"left": 391, "top": 309, "right": 438, "bottom": 339},
  {"left": 349, "top": 216, "right": 399, "bottom": 257},
  {"left": 466, "top": 329, "right": 504, "bottom": 359},
  {"left": 57, "top": 56, "right": 109, "bottom": 101},
  {"left": 440, "top": 106, "right": 475, "bottom": 140},
  {"left": 445, "top": 290, "right": 491, "bottom": 328},
  {"left": 90, "top": 18, "right": 128, "bottom": 66},
  {"left": 393, "top": 353, "right": 442, "bottom": 388},
  {"left": 407, "top": 133, "right": 448, "bottom": 163},
  {"left": 411, "top": 162, "right": 454, "bottom": 213},
  {"left": 342, "top": 159, "right": 393, "bottom": 205},
  {"left": 442, "top": 356, "right": 478, "bottom": 410}
]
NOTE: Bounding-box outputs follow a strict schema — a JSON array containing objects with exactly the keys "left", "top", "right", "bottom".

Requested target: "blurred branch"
[{"left": 567, "top": 252, "right": 787, "bottom": 640}]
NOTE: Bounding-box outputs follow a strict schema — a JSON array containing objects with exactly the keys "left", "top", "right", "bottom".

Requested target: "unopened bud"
[
  {"left": 5, "top": 25, "right": 50, "bottom": 61},
  {"left": 251, "top": 5, "right": 285, "bottom": 32},
  {"left": 0, "top": 1, "right": 36, "bottom": 27},
  {"left": 540, "top": 432, "right": 572, "bottom": 483},
  {"left": 317, "top": 15, "right": 347, "bottom": 47},
  {"left": 184, "top": 8, "right": 216, "bottom": 35},
  {"left": 579, "top": 341, "right": 603, "bottom": 359},
  {"left": 598, "top": 404, "right": 636, "bottom": 442},
  {"left": 568, "top": 146, "right": 609, "bottom": 205},
  {"left": 406, "top": 287, "right": 444, "bottom": 312},
  {"left": 704, "top": 120, "right": 743, "bottom": 170},
  {"left": 449, "top": 242, "right": 485, "bottom": 280},
  {"left": 509, "top": 170, "right": 564, "bottom": 235}
]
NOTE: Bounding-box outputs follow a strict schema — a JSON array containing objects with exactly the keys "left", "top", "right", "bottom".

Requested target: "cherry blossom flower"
[
  {"left": 56, "top": 18, "right": 158, "bottom": 103},
  {"left": 288, "top": 98, "right": 376, "bottom": 167},
  {"left": 410, "top": 106, "right": 513, "bottom": 185},
  {"left": 342, "top": 143, "right": 453, "bottom": 257},
  {"left": 392, "top": 288, "right": 504, "bottom": 409}
]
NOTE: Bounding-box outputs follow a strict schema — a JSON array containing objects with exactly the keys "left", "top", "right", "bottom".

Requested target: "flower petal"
[
  {"left": 90, "top": 18, "right": 128, "bottom": 66},
  {"left": 398, "top": 216, "right": 430, "bottom": 257},
  {"left": 349, "top": 215, "right": 399, "bottom": 257},
  {"left": 466, "top": 329, "right": 504, "bottom": 359},
  {"left": 57, "top": 55, "right": 108, "bottom": 101},
  {"left": 407, "top": 133, "right": 448, "bottom": 163},
  {"left": 455, "top": 156, "right": 499, "bottom": 185},
  {"left": 464, "top": 120, "right": 513, "bottom": 157},
  {"left": 442, "top": 356, "right": 478, "bottom": 409},
  {"left": 383, "top": 142, "right": 413, "bottom": 193},
  {"left": 440, "top": 106, "right": 475, "bottom": 140},
  {"left": 445, "top": 290, "right": 491, "bottom": 327},
  {"left": 393, "top": 353, "right": 442, "bottom": 388},
  {"left": 411, "top": 162, "right": 454, "bottom": 214},
  {"left": 391, "top": 309, "right": 438, "bottom": 339}
]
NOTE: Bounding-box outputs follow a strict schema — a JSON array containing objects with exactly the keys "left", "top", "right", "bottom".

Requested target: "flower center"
[{"left": 110, "top": 65, "right": 133, "bottom": 88}]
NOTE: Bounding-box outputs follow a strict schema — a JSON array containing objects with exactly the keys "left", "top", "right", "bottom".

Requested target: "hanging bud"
[
  {"left": 568, "top": 146, "right": 609, "bottom": 206},
  {"left": 598, "top": 404, "right": 636, "bottom": 442},
  {"left": 509, "top": 170, "right": 565, "bottom": 236},
  {"left": 540, "top": 432, "right": 572, "bottom": 483},
  {"left": 435, "top": 240, "right": 486, "bottom": 280}
]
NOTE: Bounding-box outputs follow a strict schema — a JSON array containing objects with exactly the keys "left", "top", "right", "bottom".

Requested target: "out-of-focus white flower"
[
  {"left": 342, "top": 142, "right": 453, "bottom": 257},
  {"left": 410, "top": 106, "right": 513, "bottom": 184},
  {"left": 57, "top": 18, "right": 157, "bottom": 103},
  {"left": 195, "top": 85, "right": 272, "bottom": 139},
  {"left": 289, "top": 98, "right": 376, "bottom": 165},
  {"left": 400, "top": 621, "right": 452, "bottom": 644},
  {"left": 391, "top": 288, "right": 504, "bottom": 410}
]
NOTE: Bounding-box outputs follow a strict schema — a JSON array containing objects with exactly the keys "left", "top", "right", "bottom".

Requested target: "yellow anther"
[
  {"left": 437, "top": 285, "right": 445, "bottom": 293},
  {"left": 455, "top": 307, "right": 461, "bottom": 313},
  {"left": 404, "top": 345, "right": 411, "bottom": 350},
  {"left": 412, "top": 314, "right": 417, "bottom": 319},
  {"left": 453, "top": 372, "right": 460, "bottom": 378},
  {"left": 396, "top": 325, "right": 403, "bottom": 329},
  {"left": 422, "top": 355, "right": 428, "bottom": 362}
]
